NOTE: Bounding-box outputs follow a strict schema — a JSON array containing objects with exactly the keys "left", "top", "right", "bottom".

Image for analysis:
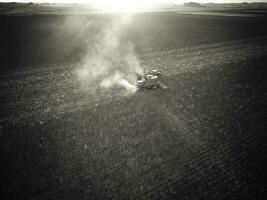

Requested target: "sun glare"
[{"left": 97, "top": 0, "right": 145, "bottom": 13}]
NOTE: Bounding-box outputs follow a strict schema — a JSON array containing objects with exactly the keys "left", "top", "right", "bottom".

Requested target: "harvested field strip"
[{"left": 1, "top": 37, "right": 267, "bottom": 125}]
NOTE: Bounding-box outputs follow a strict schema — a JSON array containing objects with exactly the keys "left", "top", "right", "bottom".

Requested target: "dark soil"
[
  {"left": 1, "top": 12, "right": 267, "bottom": 200},
  {"left": 1, "top": 13, "right": 267, "bottom": 71}
]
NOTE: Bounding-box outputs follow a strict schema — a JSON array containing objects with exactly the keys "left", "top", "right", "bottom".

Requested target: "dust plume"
[{"left": 76, "top": 14, "right": 142, "bottom": 95}]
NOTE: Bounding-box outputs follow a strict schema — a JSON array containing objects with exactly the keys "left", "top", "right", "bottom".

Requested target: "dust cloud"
[{"left": 75, "top": 14, "right": 143, "bottom": 95}]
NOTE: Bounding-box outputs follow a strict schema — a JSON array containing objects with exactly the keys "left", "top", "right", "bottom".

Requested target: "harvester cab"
[{"left": 136, "top": 69, "right": 168, "bottom": 89}]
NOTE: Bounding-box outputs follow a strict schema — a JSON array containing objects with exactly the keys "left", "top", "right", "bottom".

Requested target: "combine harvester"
[{"left": 136, "top": 69, "right": 168, "bottom": 90}]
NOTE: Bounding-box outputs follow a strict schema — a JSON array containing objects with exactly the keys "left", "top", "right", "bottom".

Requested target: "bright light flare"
[{"left": 97, "top": 0, "right": 147, "bottom": 13}]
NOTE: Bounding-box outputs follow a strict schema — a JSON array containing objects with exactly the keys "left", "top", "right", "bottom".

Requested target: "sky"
[{"left": 0, "top": 0, "right": 267, "bottom": 3}]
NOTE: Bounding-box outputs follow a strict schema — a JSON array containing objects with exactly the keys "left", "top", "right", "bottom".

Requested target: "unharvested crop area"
[{"left": 1, "top": 11, "right": 267, "bottom": 200}]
